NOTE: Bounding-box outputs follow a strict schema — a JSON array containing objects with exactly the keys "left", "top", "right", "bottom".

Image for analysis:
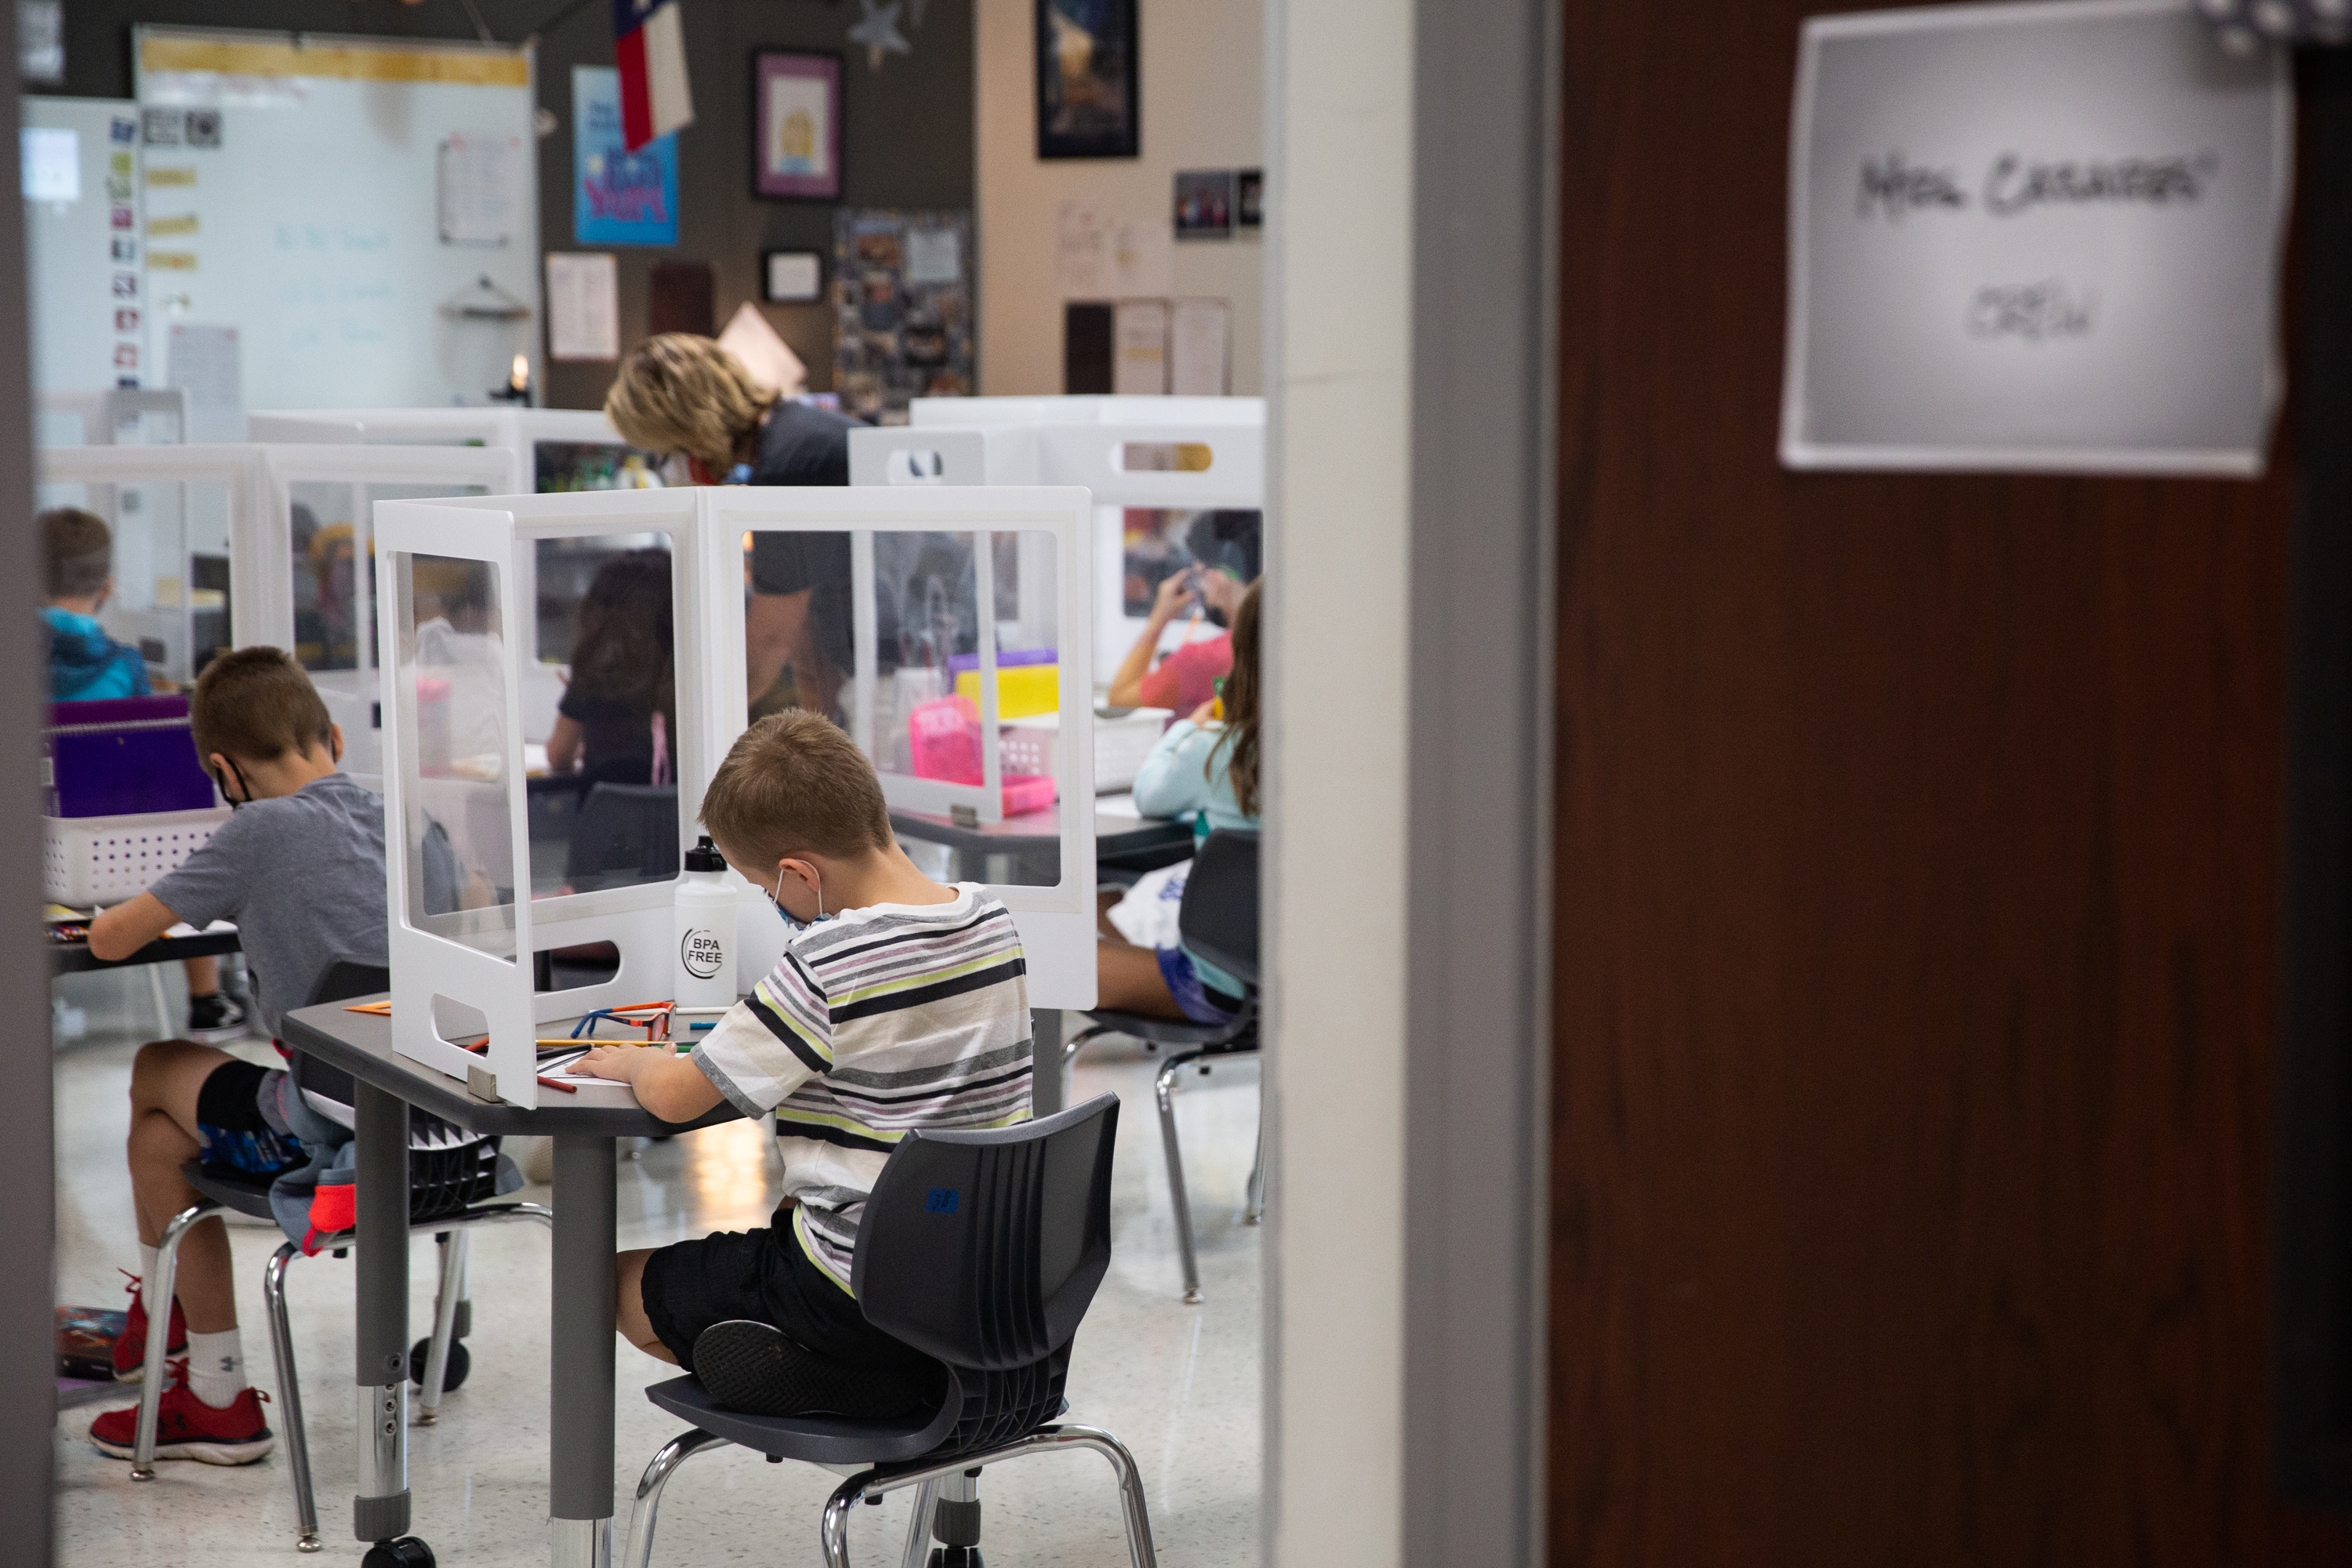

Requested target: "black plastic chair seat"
[
  {"left": 1080, "top": 1005, "right": 1257, "bottom": 1053},
  {"left": 645, "top": 1371, "right": 962, "bottom": 1467},
  {"left": 182, "top": 1161, "right": 278, "bottom": 1221}
]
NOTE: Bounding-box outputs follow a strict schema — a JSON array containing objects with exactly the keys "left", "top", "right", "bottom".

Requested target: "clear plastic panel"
[
  {"left": 287, "top": 481, "right": 492, "bottom": 677},
  {"left": 534, "top": 440, "right": 665, "bottom": 493},
  {"left": 71, "top": 475, "right": 234, "bottom": 688},
  {"left": 734, "top": 524, "right": 1068, "bottom": 885},
  {"left": 392, "top": 551, "right": 518, "bottom": 959},
  {"left": 527, "top": 535, "right": 679, "bottom": 898}
]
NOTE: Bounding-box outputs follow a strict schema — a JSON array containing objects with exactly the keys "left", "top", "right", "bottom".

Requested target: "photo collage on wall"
[{"left": 833, "top": 209, "right": 975, "bottom": 423}]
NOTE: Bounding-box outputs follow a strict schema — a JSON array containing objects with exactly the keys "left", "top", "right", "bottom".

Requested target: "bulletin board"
[
  {"left": 833, "top": 209, "right": 975, "bottom": 423},
  {"left": 132, "top": 27, "right": 541, "bottom": 412}
]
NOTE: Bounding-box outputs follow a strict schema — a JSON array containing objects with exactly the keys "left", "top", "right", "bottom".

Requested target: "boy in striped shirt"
[{"left": 582, "top": 710, "right": 1031, "bottom": 1414}]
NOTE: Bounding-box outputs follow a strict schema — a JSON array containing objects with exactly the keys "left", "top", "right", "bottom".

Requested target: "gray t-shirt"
[{"left": 149, "top": 772, "right": 393, "bottom": 1038}]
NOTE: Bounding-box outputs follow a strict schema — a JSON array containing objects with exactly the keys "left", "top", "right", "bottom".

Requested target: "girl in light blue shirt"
[{"left": 1098, "top": 579, "right": 1261, "bottom": 1021}]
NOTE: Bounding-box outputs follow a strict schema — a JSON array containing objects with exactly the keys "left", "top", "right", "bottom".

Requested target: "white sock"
[
  {"left": 183, "top": 1328, "right": 246, "bottom": 1408},
  {"left": 137, "top": 1244, "right": 158, "bottom": 1283}
]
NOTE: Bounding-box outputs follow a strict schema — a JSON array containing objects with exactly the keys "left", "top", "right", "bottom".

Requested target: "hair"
[
  {"left": 1212, "top": 577, "right": 1263, "bottom": 818},
  {"left": 42, "top": 507, "right": 113, "bottom": 600},
  {"left": 603, "top": 334, "right": 777, "bottom": 472},
  {"left": 568, "top": 549, "right": 675, "bottom": 724},
  {"left": 191, "top": 646, "right": 334, "bottom": 766},
  {"left": 699, "top": 710, "right": 893, "bottom": 869},
  {"left": 1187, "top": 510, "right": 1263, "bottom": 586}
]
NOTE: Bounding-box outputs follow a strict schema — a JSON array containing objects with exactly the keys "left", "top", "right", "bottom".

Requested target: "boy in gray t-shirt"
[{"left": 84, "top": 648, "right": 392, "bottom": 1465}]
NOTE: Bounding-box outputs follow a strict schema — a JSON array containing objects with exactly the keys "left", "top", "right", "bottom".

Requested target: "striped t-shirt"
[{"left": 690, "top": 883, "right": 1031, "bottom": 1291}]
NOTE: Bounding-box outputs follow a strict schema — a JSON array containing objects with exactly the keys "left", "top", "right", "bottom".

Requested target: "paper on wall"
[
  {"left": 1113, "top": 299, "right": 1169, "bottom": 396},
  {"left": 1056, "top": 200, "right": 1174, "bottom": 299},
  {"left": 1169, "top": 298, "right": 1229, "bottom": 396},
  {"left": 546, "top": 252, "right": 619, "bottom": 361},
  {"left": 439, "top": 133, "right": 521, "bottom": 247},
  {"left": 716, "top": 299, "right": 808, "bottom": 397},
  {"left": 165, "top": 323, "right": 243, "bottom": 442}
]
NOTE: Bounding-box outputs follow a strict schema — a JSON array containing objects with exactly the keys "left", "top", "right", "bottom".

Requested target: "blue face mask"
[
  {"left": 770, "top": 863, "right": 833, "bottom": 934},
  {"left": 724, "top": 463, "right": 754, "bottom": 485}
]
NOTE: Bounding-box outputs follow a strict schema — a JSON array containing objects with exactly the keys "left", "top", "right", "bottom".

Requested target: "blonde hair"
[{"left": 603, "top": 334, "right": 776, "bottom": 472}]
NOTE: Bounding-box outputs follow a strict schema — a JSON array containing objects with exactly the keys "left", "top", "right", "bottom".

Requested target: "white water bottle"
[{"left": 673, "top": 836, "right": 736, "bottom": 1007}]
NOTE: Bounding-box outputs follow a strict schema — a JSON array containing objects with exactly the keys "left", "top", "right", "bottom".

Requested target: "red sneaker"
[
  {"left": 90, "top": 1362, "right": 274, "bottom": 1465},
  {"left": 111, "top": 1270, "right": 187, "bottom": 1381}
]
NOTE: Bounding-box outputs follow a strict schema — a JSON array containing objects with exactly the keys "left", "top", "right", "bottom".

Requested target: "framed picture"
[
  {"left": 755, "top": 51, "right": 842, "bottom": 199},
  {"left": 1036, "top": 0, "right": 1139, "bottom": 159},
  {"left": 1174, "top": 169, "right": 1235, "bottom": 240},
  {"left": 764, "top": 249, "right": 826, "bottom": 303}
]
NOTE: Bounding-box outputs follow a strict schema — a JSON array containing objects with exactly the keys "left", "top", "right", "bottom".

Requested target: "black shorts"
[
  {"left": 640, "top": 1209, "right": 942, "bottom": 1391},
  {"left": 193, "top": 1058, "right": 306, "bottom": 1177}
]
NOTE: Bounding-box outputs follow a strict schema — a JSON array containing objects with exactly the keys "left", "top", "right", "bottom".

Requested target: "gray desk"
[
  {"left": 279, "top": 1000, "right": 739, "bottom": 1567},
  {"left": 891, "top": 792, "right": 1192, "bottom": 884}
]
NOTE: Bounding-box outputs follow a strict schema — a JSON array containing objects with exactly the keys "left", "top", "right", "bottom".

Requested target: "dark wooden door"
[{"left": 1552, "top": 3, "right": 2352, "bottom": 1562}]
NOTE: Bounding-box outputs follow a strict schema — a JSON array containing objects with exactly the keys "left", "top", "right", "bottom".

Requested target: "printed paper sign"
[{"left": 1782, "top": 0, "right": 2290, "bottom": 475}]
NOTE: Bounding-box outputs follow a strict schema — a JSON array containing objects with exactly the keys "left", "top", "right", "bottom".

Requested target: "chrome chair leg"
[
  {"left": 132, "top": 1200, "right": 213, "bottom": 1479},
  {"left": 1049, "top": 1424, "right": 1160, "bottom": 1568},
  {"left": 822, "top": 1471, "right": 867, "bottom": 1568},
  {"left": 418, "top": 1229, "right": 469, "bottom": 1423},
  {"left": 621, "top": 1427, "right": 729, "bottom": 1568},
  {"left": 898, "top": 1475, "right": 941, "bottom": 1568},
  {"left": 1243, "top": 1114, "right": 1265, "bottom": 1225},
  {"left": 263, "top": 1242, "right": 321, "bottom": 1552},
  {"left": 1156, "top": 1050, "right": 1206, "bottom": 1303}
]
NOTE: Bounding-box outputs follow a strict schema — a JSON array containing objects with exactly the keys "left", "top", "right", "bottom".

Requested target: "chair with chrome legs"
[
  {"left": 622, "top": 1093, "right": 1156, "bottom": 1568},
  {"left": 130, "top": 960, "right": 553, "bottom": 1553},
  {"left": 1065, "top": 828, "right": 1262, "bottom": 1303}
]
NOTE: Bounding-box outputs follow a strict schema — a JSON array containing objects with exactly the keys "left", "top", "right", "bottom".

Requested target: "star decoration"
[{"left": 848, "top": 0, "right": 912, "bottom": 71}]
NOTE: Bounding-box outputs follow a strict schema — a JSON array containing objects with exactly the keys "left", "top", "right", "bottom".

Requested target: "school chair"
[
  {"left": 130, "top": 960, "right": 554, "bottom": 1553},
  {"left": 566, "top": 782, "right": 679, "bottom": 892},
  {"left": 1067, "top": 828, "right": 1262, "bottom": 1303},
  {"left": 620, "top": 1094, "right": 1157, "bottom": 1568}
]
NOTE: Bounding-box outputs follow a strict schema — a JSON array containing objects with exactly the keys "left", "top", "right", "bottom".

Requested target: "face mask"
[
  {"left": 770, "top": 862, "right": 833, "bottom": 933},
  {"left": 215, "top": 757, "right": 255, "bottom": 811},
  {"left": 724, "top": 463, "right": 754, "bottom": 485}
]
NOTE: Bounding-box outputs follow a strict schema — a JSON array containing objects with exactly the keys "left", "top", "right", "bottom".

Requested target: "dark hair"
[
  {"left": 191, "top": 646, "right": 333, "bottom": 765},
  {"left": 700, "top": 710, "right": 894, "bottom": 866},
  {"left": 1213, "top": 578, "right": 1262, "bottom": 818},
  {"left": 568, "top": 550, "right": 675, "bottom": 728},
  {"left": 42, "top": 507, "right": 112, "bottom": 599},
  {"left": 1187, "top": 510, "right": 1263, "bottom": 586}
]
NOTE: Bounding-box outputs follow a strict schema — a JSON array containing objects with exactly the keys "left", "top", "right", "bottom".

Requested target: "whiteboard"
[{"left": 132, "top": 27, "right": 540, "bottom": 412}]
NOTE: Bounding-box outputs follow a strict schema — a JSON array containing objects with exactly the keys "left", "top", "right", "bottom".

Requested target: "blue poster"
[{"left": 573, "top": 66, "right": 677, "bottom": 246}]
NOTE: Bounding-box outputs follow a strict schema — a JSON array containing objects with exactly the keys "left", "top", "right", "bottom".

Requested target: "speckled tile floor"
[{"left": 51, "top": 966, "right": 1261, "bottom": 1566}]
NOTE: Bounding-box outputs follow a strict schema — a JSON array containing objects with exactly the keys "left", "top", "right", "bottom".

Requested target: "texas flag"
[{"left": 613, "top": 0, "right": 694, "bottom": 151}]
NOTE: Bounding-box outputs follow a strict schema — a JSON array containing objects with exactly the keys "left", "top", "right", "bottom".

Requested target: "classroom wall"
[
  {"left": 1263, "top": 0, "right": 1411, "bottom": 1562},
  {"left": 1550, "top": 2, "right": 2352, "bottom": 1563},
  {"left": 973, "top": 0, "right": 1265, "bottom": 396},
  {"left": 31, "top": 0, "right": 976, "bottom": 412}
]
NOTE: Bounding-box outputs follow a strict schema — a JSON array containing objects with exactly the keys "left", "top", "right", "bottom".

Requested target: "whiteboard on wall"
[{"left": 132, "top": 27, "right": 540, "bottom": 412}]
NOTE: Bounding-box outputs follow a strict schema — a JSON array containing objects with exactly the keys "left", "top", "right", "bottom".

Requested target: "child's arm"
[
  {"left": 579, "top": 1044, "right": 725, "bottom": 1123},
  {"left": 1131, "top": 719, "right": 1218, "bottom": 818},
  {"left": 88, "top": 891, "right": 190, "bottom": 961}
]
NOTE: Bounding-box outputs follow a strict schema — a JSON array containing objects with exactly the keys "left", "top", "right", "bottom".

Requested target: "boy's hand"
[{"left": 579, "top": 1044, "right": 654, "bottom": 1083}]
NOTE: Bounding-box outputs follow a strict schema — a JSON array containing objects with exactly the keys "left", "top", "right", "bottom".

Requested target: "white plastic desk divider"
[
  {"left": 41, "top": 441, "right": 521, "bottom": 783},
  {"left": 249, "top": 407, "right": 636, "bottom": 497},
  {"left": 692, "top": 485, "right": 1098, "bottom": 1011},
  {"left": 376, "top": 483, "right": 1095, "bottom": 1107},
  {"left": 375, "top": 488, "right": 710, "bottom": 1110},
  {"left": 849, "top": 400, "right": 1263, "bottom": 674}
]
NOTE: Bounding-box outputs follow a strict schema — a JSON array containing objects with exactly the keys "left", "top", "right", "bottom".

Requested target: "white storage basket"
[
  {"left": 45, "top": 808, "right": 234, "bottom": 906},
  {"left": 1002, "top": 708, "right": 1173, "bottom": 794}
]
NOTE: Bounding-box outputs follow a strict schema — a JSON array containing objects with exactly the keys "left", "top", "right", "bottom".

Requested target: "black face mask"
[{"left": 214, "top": 757, "right": 255, "bottom": 810}]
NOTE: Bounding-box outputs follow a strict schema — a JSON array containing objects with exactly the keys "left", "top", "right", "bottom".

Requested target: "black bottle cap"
[{"left": 684, "top": 835, "right": 726, "bottom": 873}]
